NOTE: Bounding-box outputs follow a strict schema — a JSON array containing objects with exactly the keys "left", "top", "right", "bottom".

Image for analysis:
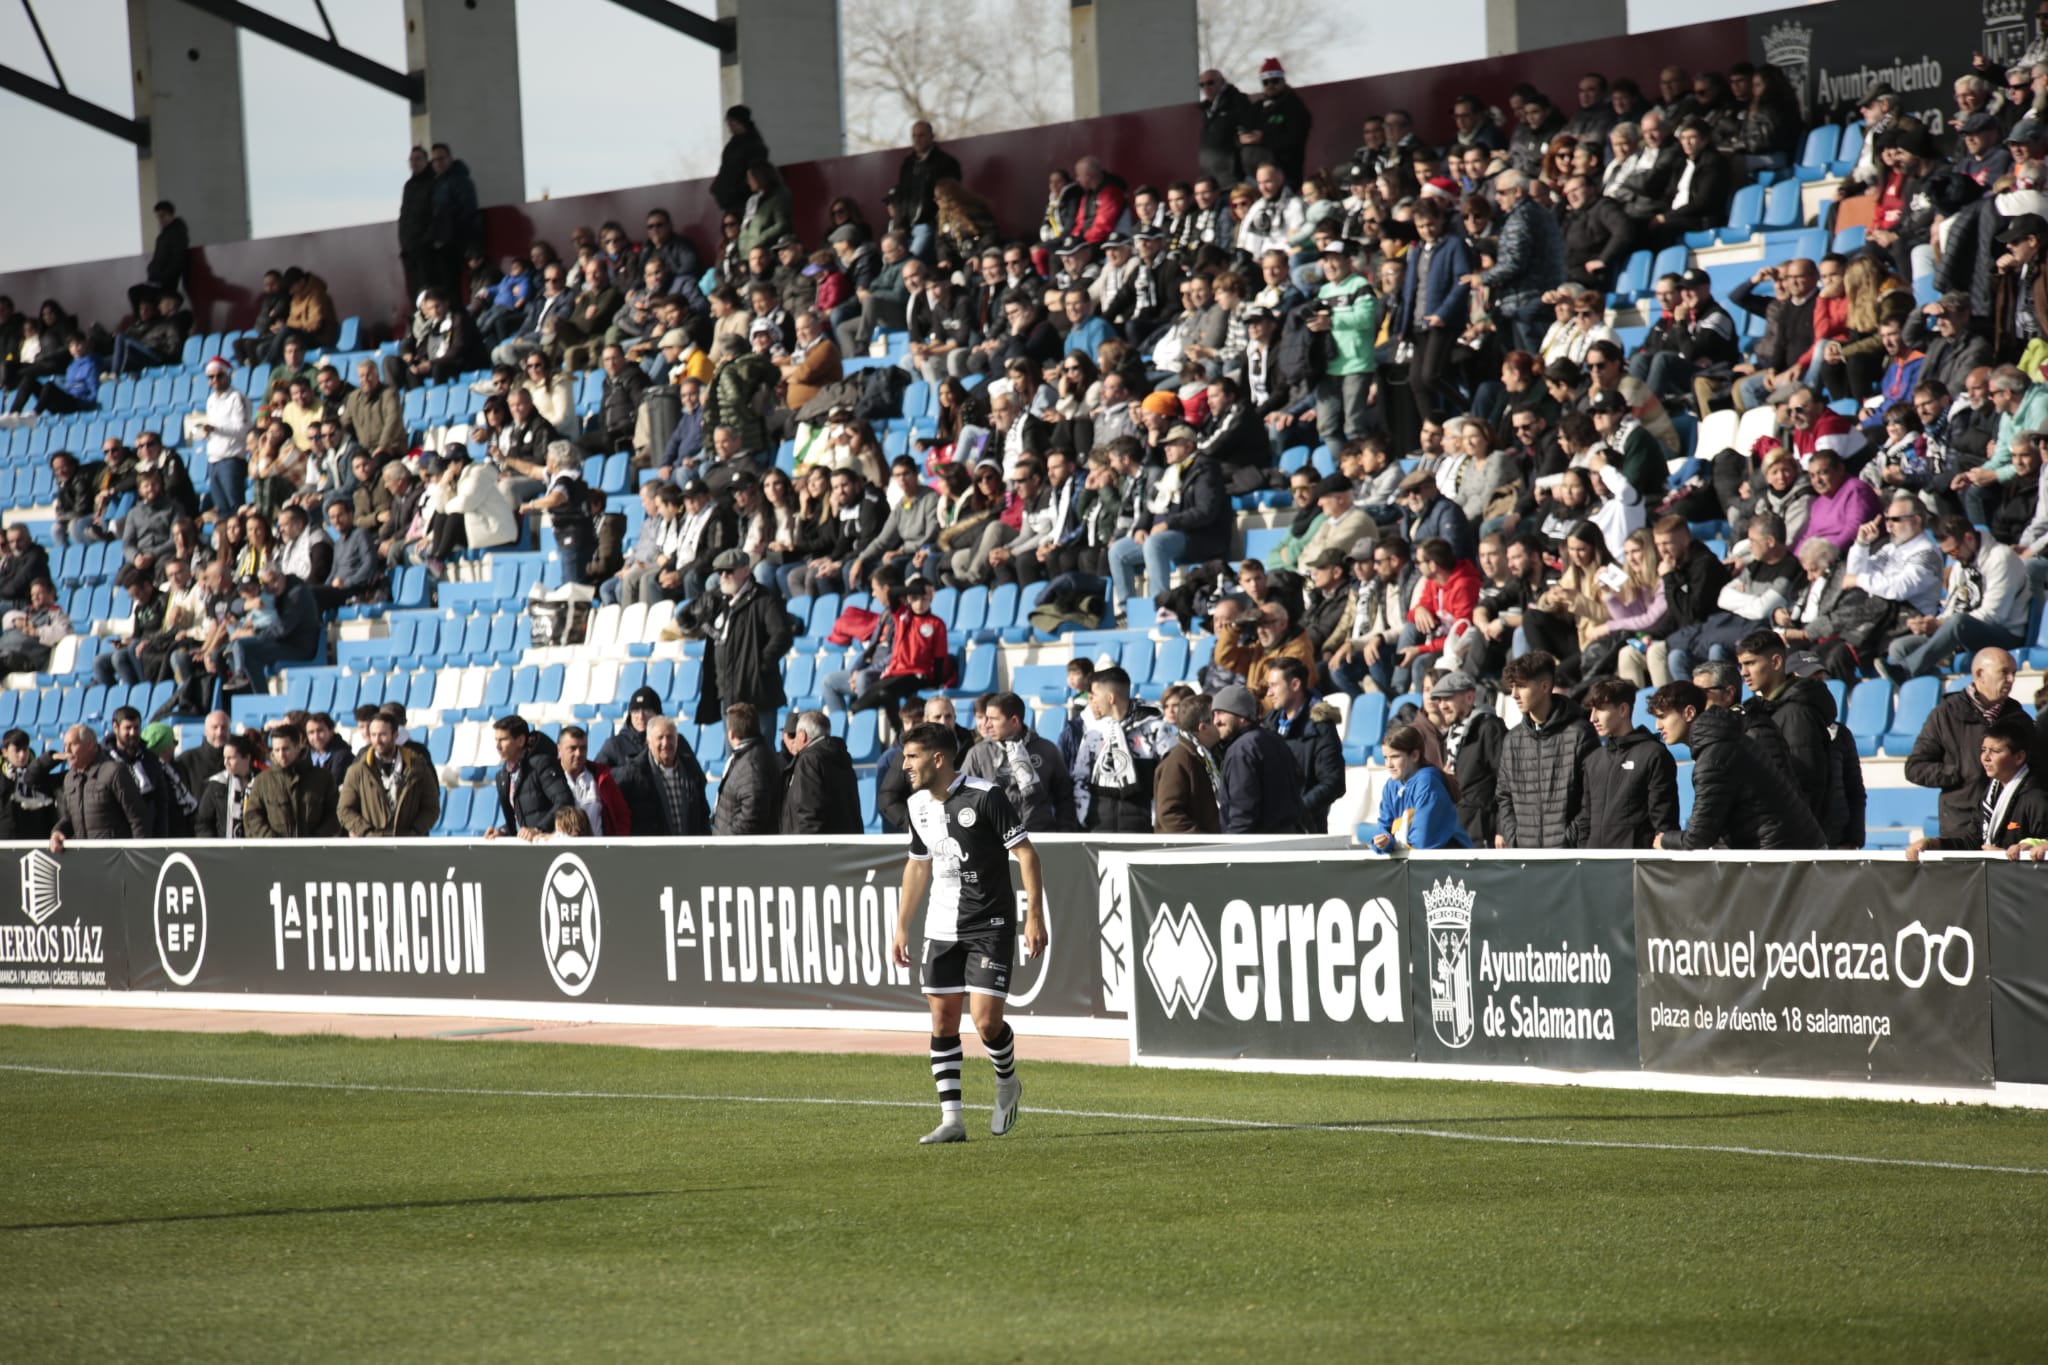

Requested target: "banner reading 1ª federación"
[{"left": 1633, "top": 861, "right": 1994, "bottom": 1085}]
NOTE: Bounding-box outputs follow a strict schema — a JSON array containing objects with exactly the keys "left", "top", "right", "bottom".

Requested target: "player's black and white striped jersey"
[{"left": 906, "top": 774, "right": 1028, "bottom": 941}]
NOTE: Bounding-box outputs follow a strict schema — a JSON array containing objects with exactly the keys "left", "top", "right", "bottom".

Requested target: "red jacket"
[
  {"left": 1408, "top": 560, "right": 1482, "bottom": 654},
  {"left": 1793, "top": 293, "right": 1849, "bottom": 371},
  {"left": 1063, "top": 177, "right": 1128, "bottom": 244},
  {"left": 882, "top": 606, "right": 950, "bottom": 681},
  {"left": 587, "top": 762, "right": 633, "bottom": 836},
  {"left": 1789, "top": 408, "right": 1866, "bottom": 466}
]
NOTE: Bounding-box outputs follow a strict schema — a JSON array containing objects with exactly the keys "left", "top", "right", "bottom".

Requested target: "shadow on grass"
[{"left": 2, "top": 1187, "right": 763, "bottom": 1233}]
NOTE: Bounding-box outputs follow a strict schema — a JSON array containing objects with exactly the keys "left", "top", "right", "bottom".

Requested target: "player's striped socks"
[
  {"left": 984, "top": 1023, "right": 1015, "bottom": 1081},
  {"left": 930, "top": 1034, "right": 964, "bottom": 1121}
]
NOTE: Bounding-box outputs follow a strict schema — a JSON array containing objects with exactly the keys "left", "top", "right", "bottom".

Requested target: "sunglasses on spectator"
[
  {"left": 1883, "top": 514, "right": 1915, "bottom": 523},
  {"left": 1787, "top": 404, "right": 1812, "bottom": 416}
]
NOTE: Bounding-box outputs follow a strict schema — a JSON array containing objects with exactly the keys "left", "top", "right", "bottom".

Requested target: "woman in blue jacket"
[{"left": 1372, "top": 723, "right": 1473, "bottom": 851}]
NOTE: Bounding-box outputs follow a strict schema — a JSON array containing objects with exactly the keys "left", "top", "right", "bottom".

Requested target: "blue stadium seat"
[
  {"left": 1241, "top": 527, "right": 1286, "bottom": 563},
  {"left": 1799, "top": 125, "right": 1841, "bottom": 167},
  {"left": 1866, "top": 787, "right": 1939, "bottom": 836},
  {"left": 844, "top": 709, "right": 880, "bottom": 763},
  {"left": 509, "top": 666, "right": 539, "bottom": 706},
  {"left": 1880, "top": 677, "right": 1937, "bottom": 756},
  {"left": 950, "top": 646, "right": 994, "bottom": 698},
  {"left": 1649, "top": 244, "right": 1689, "bottom": 286},
  {"left": 1759, "top": 178, "right": 1803, "bottom": 231},
  {"left": 1034, "top": 706, "right": 1066, "bottom": 743},
  {"left": 1714, "top": 183, "right": 1765, "bottom": 243},
  {"left": 1342, "top": 692, "right": 1388, "bottom": 765}
]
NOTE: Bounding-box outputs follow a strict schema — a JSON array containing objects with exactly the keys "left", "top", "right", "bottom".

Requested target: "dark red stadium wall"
[{"left": 0, "top": 19, "right": 1750, "bottom": 341}]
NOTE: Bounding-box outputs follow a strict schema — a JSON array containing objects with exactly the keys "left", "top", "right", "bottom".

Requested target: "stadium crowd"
[{"left": 6, "top": 35, "right": 2048, "bottom": 854}]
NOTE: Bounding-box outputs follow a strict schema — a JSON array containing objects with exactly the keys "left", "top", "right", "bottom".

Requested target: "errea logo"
[{"left": 1143, "top": 903, "right": 1217, "bottom": 1019}]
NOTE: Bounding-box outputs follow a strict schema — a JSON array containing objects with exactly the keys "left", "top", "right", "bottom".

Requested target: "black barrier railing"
[{"left": 1121, "top": 850, "right": 2048, "bottom": 1091}]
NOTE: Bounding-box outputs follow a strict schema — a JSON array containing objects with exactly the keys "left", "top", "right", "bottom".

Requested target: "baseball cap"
[
  {"left": 1101, "top": 232, "right": 1132, "bottom": 251},
  {"left": 1429, "top": 671, "right": 1476, "bottom": 699},
  {"left": 1999, "top": 213, "right": 2047, "bottom": 244},
  {"left": 773, "top": 234, "right": 802, "bottom": 250},
  {"left": 1134, "top": 224, "right": 1166, "bottom": 241},
  {"left": 1244, "top": 307, "right": 1278, "bottom": 325},
  {"left": 1163, "top": 423, "right": 1198, "bottom": 444},
  {"left": 1786, "top": 650, "right": 1825, "bottom": 679},
  {"left": 1678, "top": 267, "right": 1711, "bottom": 290},
  {"left": 1346, "top": 537, "right": 1376, "bottom": 562},
  {"left": 1307, "top": 547, "right": 1348, "bottom": 570},
  {"left": 1320, "top": 238, "right": 1353, "bottom": 256},
  {"left": 2011, "top": 118, "right": 2046, "bottom": 145},
  {"left": 681, "top": 477, "right": 711, "bottom": 497},
  {"left": 628, "top": 686, "right": 662, "bottom": 712},
  {"left": 1056, "top": 241, "right": 1088, "bottom": 256},
  {"left": 1587, "top": 389, "right": 1631, "bottom": 416},
  {"left": 1212, "top": 684, "right": 1260, "bottom": 718},
  {"left": 827, "top": 223, "right": 864, "bottom": 245}
]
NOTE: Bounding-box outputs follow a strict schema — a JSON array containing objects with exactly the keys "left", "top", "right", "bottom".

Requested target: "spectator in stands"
[
  {"left": 1648, "top": 117, "right": 1735, "bottom": 251},
  {"left": 848, "top": 575, "right": 949, "bottom": 718},
  {"left": 1210, "top": 683, "right": 1303, "bottom": 833},
  {"left": 1106, "top": 424, "right": 1227, "bottom": 619},
  {"left": 1647, "top": 680, "right": 1825, "bottom": 850},
  {"left": 595, "top": 687, "right": 663, "bottom": 772},
  {"left": 1725, "top": 260, "right": 1819, "bottom": 412},
  {"left": 1736, "top": 629, "right": 1848, "bottom": 842},
  {"left": 712, "top": 703, "right": 783, "bottom": 836},
  {"left": 192, "top": 733, "right": 258, "bottom": 839},
  {"left": 224, "top": 564, "right": 320, "bottom": 693},
  {"left": 1262, "top": 655, "right": 1343, "bottom": 834},
  {"left": 1794, "top": 450, "right": 1882, "bottom": 554},
  {"left": 0, "top": 579, "right": 70, "bottom": 675},
  {"left": 0, "top": 527, "right": 47, "bottom": 614},
  {"left": 302, "top": 712, "right": 353, "bottom": 790},
  {"left": 1494, "top": 650, "right": 1597, "bottom": 847},
  {"left": 779, "top": 709, "right": 863, "bottom": 834},
  {"left": 1424, "top": 671, "right": 1501, "bottom": 843},
  {"left": 1210, "top": 594, "right": 1313, "bottom": 709},
  {"left": 1371, "top": 722, "right": 1472, "bottom": 850},
  {"left": 174, "top": 710, "right": 230, "bottom": 794},
  {"left": 852, "top": 458, "right": 942, "bottom": 587},
  {"left": 1397, "top": 469, "right": 1474, "bottom": 562},
  {"left": 90, "top": 566, "right": 165, "bottom": 687},
  {"left": 1915, "top": 714, "right": 2048, "bottom": 857},
  {"left": 1465, "top": 170, "right": 1565, "bottom": 356},
  {"left": 385, "top": 290, "right": 482, "bottom": 391},
  {"left": 702, "top": 548, "right": 795, "bottom": 722},
  {"left": 615, "top": 715, "right": 711, "bottom": 837},
  {"left": 1905, "top": 647, "right": 2032, "bottom": 844},
  {"left": 1659, "top": 511, "right": 1801, "bottom": 681},
  {"left": 513, "top": 442, "right": 595, "bottom": 584},
  {"left": 337, "top": 711, "right": 440, "bottom": 838},
  {"left": 344, "top": 360, "right": 406, "bottom": 457},
  {"left": 309, "top": 499, "right": 381, "bottom": 612},
  {"left": 242, "top": 723, "right": 341, "bottom": 838},
  {"left": 1304, "top": 240, "right": 1380, "bottom": 445},
  {"left": 1072, "top": 664, "right": 1172, "bottom": 831},
  {"left": 961, "top": 692, "right": 1076, "bottom": 833},
  {"left": 48, "top": 722, "right": 147, "bottom": 852},
  {"left": 8, "top": 333, "right": 96, "bottom": 416},
  {"left": 1153, "top": 692, "right": 1222, "bottom": 834},
  {"left": 1327, "top": 536, "right": 1412, "bottom": 695},
  {"left": 484, "top": 715, "right": 573, "bottom": 840},
  {"left": 1921, "top": 293, "right": 1991, "bottom": 399},
  {"left": 1881, "top": 517, "right": 2032, "bottom": 680}
]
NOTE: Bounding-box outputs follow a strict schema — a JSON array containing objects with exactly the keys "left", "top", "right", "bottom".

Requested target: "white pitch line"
[{"left": 4, "top": 1063, "right": 2045, "bottom": 1178}]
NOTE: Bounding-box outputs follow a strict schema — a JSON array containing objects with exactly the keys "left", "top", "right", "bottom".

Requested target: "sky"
[{"left": 0, "top": 0, "right": 1800, "bottom": 273}]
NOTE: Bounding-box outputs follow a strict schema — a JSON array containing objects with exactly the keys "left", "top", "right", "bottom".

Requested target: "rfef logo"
[
  {"left": 541, "top": 853, "right": 601, "bottom": 996},
  {"left": 154, "top": 853, "right": 208, "bottom": 986},
  {"left": 1144, "top": 903, "right": 1217, "bottom": 1019}
]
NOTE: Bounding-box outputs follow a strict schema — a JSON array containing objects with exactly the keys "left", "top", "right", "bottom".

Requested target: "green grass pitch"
[{"left": 2, "top": 1025, "right": 2045, "bottom": 1361}]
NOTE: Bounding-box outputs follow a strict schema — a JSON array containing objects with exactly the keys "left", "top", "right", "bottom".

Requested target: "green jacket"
[
  {"left": 737, "top": 189, "right": 792, "bottom": 255},
  {"left": 708, "top": 353, "right": 777, "bottom": 454},
  {"left": 1318, "top": 273, "right": 1380, "bottom": 378}
]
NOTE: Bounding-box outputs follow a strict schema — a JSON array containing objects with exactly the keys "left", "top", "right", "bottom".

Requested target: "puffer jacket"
[
  {"left": 1581, "top": 725, "right": 1679, "bottom": 849},
  {"left": 1666, "top": 706, "right": 1824, "bottom": 850},
  {"left": 1266, "top": 699, "right": 1345, "bottom": 835},
  {"left": 1746, "top": 675, "right": 1846, "bottom": 843},
  {"left": 1495, "top": 693, "right": 1599, "bottom": 848}
]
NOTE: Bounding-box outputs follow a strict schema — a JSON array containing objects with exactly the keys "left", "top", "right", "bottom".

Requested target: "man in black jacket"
[
  {"left": 1908, "top": 715, "right": 2048, "bottom": 858},
  {"left": 713, "top": 702, "right": 783, "bottom": 835},
  {"left": 700, "top": 551, "right": 796, "bottom": 724},
  {"left": 0, "top": 525, "right": 49, "bottom": 609},
  {"left": 616, "top": 716, "right": 711, "bottom": 836},
  {"left": 1651, "top": 681, "right": 1823, "bottom": 850},
  {"left": 1581, "top": 678, "right": 1680, "bottom": 848},
  {"left": 1196, "top": 70, "right": 1254, "bottom": 185},
  {"left": 894, "top": 121, "right": 961, "bottom": 260},
  {"left": 1432, "top": 672, "right": 1506, "bottom": 845},
  {"left": 1559, "top": 175, "right": 1636, "bottom": 290},
  {"left": 486, "top": 715, "right": 574, "bottom": 840},
  {"left": 1212, "top": 685, "right": 1303, "bottom": 834},
  {"left": 1905, "top": 646, "right": 2032, "bottom": 842},
  {"left": 1261, "top": 657, "right": 1344, "bottom": 835},
  {"left": 1494, "top": 651, "right": 1599, "bottom": 848},
  {"left": 398, "top": 147, "right": 435, "bottom": 300},
  {"left": 780, "top": 710, "right": 863, "bottom": 834},
  {"left": 1645, "top": 515, "right": 1732, "bottom": 671},
  {"left": 1736, "top": 629, "right": 1849, "bottom": 843}
]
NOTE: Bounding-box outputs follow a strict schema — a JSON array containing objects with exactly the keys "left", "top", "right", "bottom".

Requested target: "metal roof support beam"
[{"left": 172, "top": 0, "right": 423, "bottom": 102}]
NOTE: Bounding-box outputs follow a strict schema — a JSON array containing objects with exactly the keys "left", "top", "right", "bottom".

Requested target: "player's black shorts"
[{"left": 921, "top": 931, "right": 1016, "bottom": 999}]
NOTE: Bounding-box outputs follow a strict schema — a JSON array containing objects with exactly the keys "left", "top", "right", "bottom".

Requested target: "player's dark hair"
[
  {"left": 901, "top": 722, "right": 958, "bottom": 760},
  {"left": 1583, "top": 677, "right": 1637, "bottom": 710},
  {"left": 1091, "top": 666, "right": 1131, "bottom": 694},
  {"left": 2, "top": 728, "right": 27, "bottom": 750},
  {"left": 493, "top": 714, "right": 530, "bottom": 739},
  {"left": 270, "top": 722, "right": 306, "bottom": 748},
  {"left": 989, "top": 692, "right": 1027, "bottom": 722}
]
